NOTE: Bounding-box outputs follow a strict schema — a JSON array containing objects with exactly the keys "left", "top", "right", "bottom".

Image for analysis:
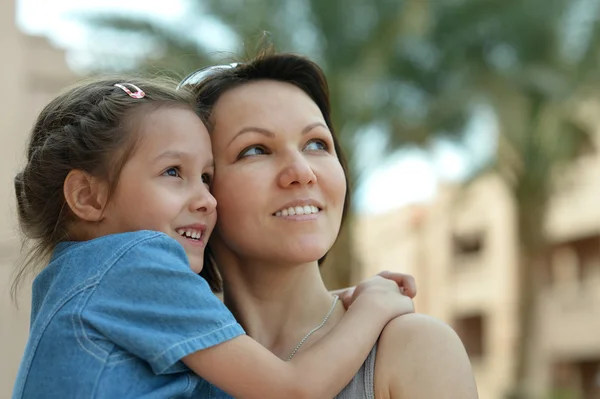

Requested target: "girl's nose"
[{"left": 189, "top": 184, "right": 217, "bottom": 214}]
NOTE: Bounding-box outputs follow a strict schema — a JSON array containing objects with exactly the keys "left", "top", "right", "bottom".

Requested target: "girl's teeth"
[{"left": 177, "top": 229, "right": 202, "bottom": 240}]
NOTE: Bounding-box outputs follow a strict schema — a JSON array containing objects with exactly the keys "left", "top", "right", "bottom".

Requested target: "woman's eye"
[
  {"left": 201, "top": 173, "right": 212, "bottom": 186},
  {"left": 239, "top": 145, "right": 268, "bottom": 158},
  {"left": 304, "top": 140, "right": 327, "bottom": 151},
  {"left": 162, "top": 167, "right": 181, "bottom": 178}
]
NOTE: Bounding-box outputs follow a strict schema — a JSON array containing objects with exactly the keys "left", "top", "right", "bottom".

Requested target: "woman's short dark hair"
[{"left": 188, "top": 51, "right": 351, "bottom": 292}]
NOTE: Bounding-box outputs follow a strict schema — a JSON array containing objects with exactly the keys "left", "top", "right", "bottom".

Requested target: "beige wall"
[
  {"left": 0, "top": 1, "right": 77, "bottom": 396},
  {"left": 354, "top": 138, "right": 600, "bottom": 398},
  {"left": 355, "top": 175, "right": 520, "bottom": 399},
  {"left": 3, "top": 1, "right": 600, "bottom": 397}
]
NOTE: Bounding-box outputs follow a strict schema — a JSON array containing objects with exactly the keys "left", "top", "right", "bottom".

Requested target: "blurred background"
[{"left": 2, "top": 0, "right": 600, "bottom": 398}]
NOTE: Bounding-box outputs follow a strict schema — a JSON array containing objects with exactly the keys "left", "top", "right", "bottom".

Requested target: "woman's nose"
[{"left": 277, "top": 153, "right": 317, "bottom": 188}]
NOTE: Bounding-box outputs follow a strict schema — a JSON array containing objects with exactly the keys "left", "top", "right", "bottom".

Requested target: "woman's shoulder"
[
  {"left": 373, "top": 314, "right": 478, "bottom": 399},
  {"left": 380, "top": 313, "right": 457, "bottom": 341}
]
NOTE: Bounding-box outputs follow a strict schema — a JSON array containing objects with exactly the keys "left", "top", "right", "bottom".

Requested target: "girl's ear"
[{"left": 63, "top": 170, "right": 109, "bottom": 222}]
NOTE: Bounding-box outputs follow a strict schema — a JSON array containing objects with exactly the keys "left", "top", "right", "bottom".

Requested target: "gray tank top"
[{"left": 334, "top": 343, "right": 377, "bottom": 399}]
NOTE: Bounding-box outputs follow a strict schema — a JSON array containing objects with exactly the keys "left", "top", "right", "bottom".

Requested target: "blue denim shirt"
[{"left": 12, "top": 230, "right": 244, "bottom": 399}]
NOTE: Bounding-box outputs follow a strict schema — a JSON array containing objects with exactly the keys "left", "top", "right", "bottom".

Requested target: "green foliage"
[{"left": 83, "top": 0, "right": 600, "bottom": 393}]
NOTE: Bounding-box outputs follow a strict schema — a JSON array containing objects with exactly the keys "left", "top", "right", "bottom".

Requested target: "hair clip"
[
  {"left": 113, "top": 83, "right": 146, "bottom": 99},
  {"left": 177, "top": 63, "right": 240, "bottom": 90}
]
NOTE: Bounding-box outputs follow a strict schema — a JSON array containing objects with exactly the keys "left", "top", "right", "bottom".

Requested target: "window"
[
  {"left": 550, "top": 359, "right": 600, "bottom": 399},
  {"left": 550, "top": 234, "right": 600, "bottom": 284},
  {"left": 452, "top": 231, "right": 485, "bottom": 257},
  {"left": 580, "top": 359, "right": 600, "bottom": 399},
  {"left": 572, "top": 235, "right": 600, "bottom": 281},
  {"left": 453, "top": 314, "right": 485, "bottom": 359}
]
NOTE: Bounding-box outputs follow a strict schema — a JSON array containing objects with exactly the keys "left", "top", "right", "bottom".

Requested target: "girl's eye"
[
  {"left": 162, "top": 167, "right": 181, "bottom": 178},
  {"left": 304, "top": 140, "right": 328, "bottom": 151},
  {"left": 201, "top": 173, "right": 212, "bottom": 186},
  {"left": 239, "top": 145, "right": 268, "bottom": 159}
]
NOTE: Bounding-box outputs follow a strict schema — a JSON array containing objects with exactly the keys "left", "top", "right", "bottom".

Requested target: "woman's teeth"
[
  {"left": 176, "top": 229, "right": 202, "bottom": 240},
  {"left": 275, "top": 205, "right": 320, "bottom": 217}
]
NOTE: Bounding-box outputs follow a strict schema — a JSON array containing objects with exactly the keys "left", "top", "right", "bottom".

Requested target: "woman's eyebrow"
[
  {"left": 302, "top": 122, "right": 328, "bottom": 134},
  {"left": 229, "top": 122, "right": 329, "bottom": 145},
  {"left": 229, "top": 127, "right": 275, "bottom": 146}
]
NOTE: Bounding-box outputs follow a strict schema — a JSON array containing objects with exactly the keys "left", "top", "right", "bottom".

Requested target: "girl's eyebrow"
[
  {"left": 152, "top": 150, "right": 187, "bottom": 163},
  {"left": 153, "top": 150, "right": 211, "bottom": 164}
]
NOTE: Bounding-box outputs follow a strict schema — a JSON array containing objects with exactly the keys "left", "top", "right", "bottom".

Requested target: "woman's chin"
[{"left": 275, "top": 245, "right": 331, "bottom": 265}]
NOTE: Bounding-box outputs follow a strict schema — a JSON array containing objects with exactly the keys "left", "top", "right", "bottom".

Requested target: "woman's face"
[{"left": 209, "top": 80, "right": 346, "bottom": 265}]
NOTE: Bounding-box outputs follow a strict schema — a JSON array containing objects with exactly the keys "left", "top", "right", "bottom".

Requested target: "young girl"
[{"left": 11, "top": 77, "right": 413, "bottom": 399}]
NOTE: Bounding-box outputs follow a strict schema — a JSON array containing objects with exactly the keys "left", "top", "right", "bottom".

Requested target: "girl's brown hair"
[
  {"left": 12, "top": 76, "right": 195, "bottom": 299},
  {"left": 188, "top": 52, "right": 351, "bottom": 292}
]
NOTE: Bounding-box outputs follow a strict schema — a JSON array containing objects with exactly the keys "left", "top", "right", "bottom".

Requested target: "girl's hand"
[
  {"left": 345, "top": 275, "right": 415, "bottom": 319},
  {"left": 339, "top": 271, "right": 417, "bottom": 309}
]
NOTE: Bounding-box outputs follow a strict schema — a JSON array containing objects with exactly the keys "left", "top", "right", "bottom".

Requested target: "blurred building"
[
  {"left": 355, "top": 135, "right": 600, "bottom": 398},
  {"left": 0, "top": 0, "right": 78, "bottom": 396}
]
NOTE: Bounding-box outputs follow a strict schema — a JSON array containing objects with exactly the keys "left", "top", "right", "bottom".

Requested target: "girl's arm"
[{"left": 182, "top": 276, "right": 414, "bottom": 399}]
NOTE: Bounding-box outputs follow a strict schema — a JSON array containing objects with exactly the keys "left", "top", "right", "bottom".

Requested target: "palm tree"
[
  {"left": 385, "top": 1, "right": 599, "bottom": 397},
  {"left": 82, "top": 0, "right": 600, "bottom": 396},
  {"left": 82, "top": 0, "right": 423, "bottom": 289}
]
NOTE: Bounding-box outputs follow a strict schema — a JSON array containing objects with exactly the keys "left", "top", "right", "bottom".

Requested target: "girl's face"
[
  {"left": 102, "top": 107, "right": 217, "bottom": 273},
  {"left": 209, "top": 80, "right": 347, "bottom": 265}
]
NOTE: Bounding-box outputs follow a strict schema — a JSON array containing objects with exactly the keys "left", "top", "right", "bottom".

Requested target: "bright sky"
[
  {"left": 16, "top": 0, "right": 496, "bottom": 215},
  {"left": 17, "top": 0, "right": 182, "bottom": 40}
]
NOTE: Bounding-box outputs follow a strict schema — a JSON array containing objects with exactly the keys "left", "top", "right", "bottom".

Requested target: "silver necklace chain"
[{"left": 286, "top": 295, "right": 340, "bottom": 361}]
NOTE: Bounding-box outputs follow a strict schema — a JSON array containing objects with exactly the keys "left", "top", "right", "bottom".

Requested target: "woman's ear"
[{"left": 63, "top": 170, "right": 109, "bottom": 222}]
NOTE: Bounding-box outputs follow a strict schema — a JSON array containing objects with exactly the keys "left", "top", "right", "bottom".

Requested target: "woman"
[{"left": 182, "top": 52, "right": 478, "bottom": 398}]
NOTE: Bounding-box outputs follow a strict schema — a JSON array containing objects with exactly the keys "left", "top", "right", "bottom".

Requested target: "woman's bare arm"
[{"left": 374, "top": 314, "right": 478, "bottom": 399}]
